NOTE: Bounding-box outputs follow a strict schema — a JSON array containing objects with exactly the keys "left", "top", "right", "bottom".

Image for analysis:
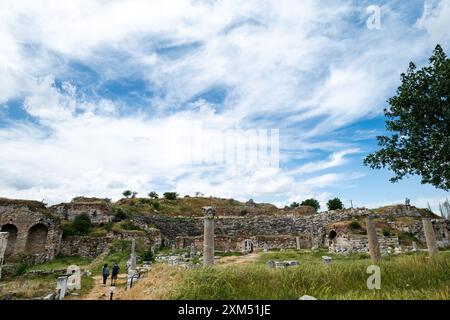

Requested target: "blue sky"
[{"left": 0, "top": 0, "right": 449, "bottom": 211}]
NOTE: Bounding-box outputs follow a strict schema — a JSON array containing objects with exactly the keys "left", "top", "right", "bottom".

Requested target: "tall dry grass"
[{"left": 123, "top": 251, "right": 450, "bottom": 300}]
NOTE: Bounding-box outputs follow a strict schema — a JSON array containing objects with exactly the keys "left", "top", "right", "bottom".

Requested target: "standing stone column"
[
  {"left": 295, "top": 236, "right": 301, "bottom": 250},
  {"left": 0, "top": 232, "right": 9, "bottom": 280},
  {"left": 366, "top": 217, "right": 381, "bottom": 264},
  {"left": 203, "top": 207, "right": 215, "bottom": 267},
  {"left": 130, "top": 238, "right": 137, "bottom": 270},
  {"left": 422, "top": 218, "right": 438, "bottom": 257}
]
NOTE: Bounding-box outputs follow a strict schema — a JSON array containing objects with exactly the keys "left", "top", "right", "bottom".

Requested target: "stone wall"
[
  {"left": 59, "top": 236, "right": 110, "bottom": 258},
  {"left": 59, "top": 229, "right": 162, "bottom": 258},
  {"left": 143, "top": 208, "right": 449, "bottom": 252},
  {"left": 51, "top": 201, "right": 112, "bottom": 224},
  {"left": 329, "top": 235, "right": 400, "bottom": 254},
  {"left": 0, "top": 199, "right": 61, "bottom": 263}
]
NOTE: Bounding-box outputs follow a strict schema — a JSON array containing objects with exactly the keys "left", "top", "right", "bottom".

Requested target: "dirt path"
[
  {"left": 81, "top": 274, "right": 128, "bottom": 300},
  {"left": 82, "top": 253, "right": 261, "bottom": 300},
  {"left": 216, "top": 253, "right": 260, "bottom": 266}
]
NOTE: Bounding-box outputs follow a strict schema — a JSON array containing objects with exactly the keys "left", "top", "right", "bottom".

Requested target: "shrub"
[
  {"left": 72, "top": 213, "right": 93, "bottom": 235},
  {"left": 114, "top": 208, "right": 128, "bottom": 221},
  {"left": 301, "top": 199, "right": 320, "bottom": 212},
  {"left": 122, "top": 190, "right": 132, "bottom": 198},
  {"left": 290, "top": 202, "right": 300, "bottom": 208},
  {"left": 349, "top": 220, "right": 362, "bottom": 230},
  {"left": 139, "top": 198, "right": 152, "bottom": 205},
  {"left": 327, "top": 198, "right": 344, "bottom": 210},
  {"left": 148, "top": 192, "right": 159, "bottom": 199},
  {"left": 163, "top": 192, "right": 179, "bottom": 200},
  {"left": 398, "top": 231, "right": 418, "bottom": 245},
  {"left": 382, "top": 228, "right": 391, "bottom": 237},
  {"left": 120, "top": 221, "right": 141, "bottom": 231},
  {"left": 140, "top": 249, "right": 155, "bottom": 263},
  {"left": 63, "top": 214, "right": 92, "bottom": 236},
  {"left": 13, "top": 261, "right": 30, "bottom": 276},
  {"left": 152, "top": 201, "right": 161, "bottom": 210}
]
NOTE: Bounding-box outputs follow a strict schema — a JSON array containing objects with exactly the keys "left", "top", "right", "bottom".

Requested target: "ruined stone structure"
[
  {"left": 0, "top": 198, "right": 62, "bottom": 263},
  {"left": 203, "top": 207, "right": 215, "bottom": 266},
  {"left": 170, "top": 206, "right": 449, "bottom": 254},
  {"left": 0, "top": 196, "right": 449, "bottom": 266},
  {"left": 0, "top": 232, "right": 8, "bottom": 279},
  {"left": 422, "top": 218, "right": 439, "bottom": 256},
  {"left": 51, "top": 197, "right": 113, "bottom": 224}
]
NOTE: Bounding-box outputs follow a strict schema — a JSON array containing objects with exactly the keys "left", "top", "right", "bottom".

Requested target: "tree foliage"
[
  {"left": 163, "top": 192, "right": 179, "bottom": 200},
  {"left": 122, "top": 190, "right": 132, "bottom": 198},
  {"left": 364, "top": 45, "right": 450, "bottom": 190},
  {"left": 148, "top": 191, "right": 159, "bottom": 199},
  {"left": 290, "top": 202, "right": 300, "bottom": 208},
  {"left": 63, "top": 213, "right": 93, "bottom": 236},
  {"left": 327, "top": 198, "right": 344, "bottom": 211},
  {"left": 301, "top": 199, "right": 320, "bottom": 212}
]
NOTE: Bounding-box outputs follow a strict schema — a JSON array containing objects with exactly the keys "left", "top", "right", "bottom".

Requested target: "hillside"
[{"left": 114, "top": 197, "right": 284, "bottom": 217}]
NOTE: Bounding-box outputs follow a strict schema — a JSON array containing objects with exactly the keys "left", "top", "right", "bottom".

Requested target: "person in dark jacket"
[
  {"left": 111, "top": 263, "right": 120, "bottom": 286},
  {"left": 102, "top": 264, "right": 110, "bottom": 287}
]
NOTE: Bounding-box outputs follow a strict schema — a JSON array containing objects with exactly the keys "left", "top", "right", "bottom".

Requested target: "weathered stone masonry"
[{"left": 0, "top": 199, "right": 62, "bottom": 263}]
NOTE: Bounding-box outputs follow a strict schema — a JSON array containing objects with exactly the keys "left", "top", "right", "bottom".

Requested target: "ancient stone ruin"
[{"left": 0, "top": 196, "right": 448, "bottom": 268}]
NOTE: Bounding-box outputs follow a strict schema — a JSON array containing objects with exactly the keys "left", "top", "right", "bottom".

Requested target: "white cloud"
[{"left": 0, "top": 0, "right": 448, "bottom": 207}]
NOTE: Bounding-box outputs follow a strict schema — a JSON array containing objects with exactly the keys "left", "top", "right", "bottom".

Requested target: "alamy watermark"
[
  {"left": 366, "top": 5, "right": 381, "bottom": 30},
  {"left": 366, "top": 265, "right": 381, "bottom": 290},
  {"left": 187, "top": 125, "right": 280, "bottom": 171}
]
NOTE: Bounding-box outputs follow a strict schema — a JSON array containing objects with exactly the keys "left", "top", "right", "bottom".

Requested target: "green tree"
[
  {"left": 364, "top": 45, "right": 450, "bottom": 190},
  {"left": 148, "top": 191, "right": 159, "bottom": 199},
  {"left": 122, "top": 190, "right": 132, "bottom": 198},
  {"left": 290, "top": 202, "right": 300, "bottom": 208},
  {"left": 71, "top": 213, "right": 92, "bottom": 235},
  {"left": 327, "top": 198, "right": 344, "bottom": 210},
  {"left": 301, "top": 199, "right": 320, "bottom": 212},
  {"left": 163, "top": 192, "right": 179, "bottom": 200}
]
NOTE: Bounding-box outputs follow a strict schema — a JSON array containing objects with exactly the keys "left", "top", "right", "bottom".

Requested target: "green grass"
[
  {"left": 167, "top": 250, "right": 450, "bottom": 300},
  {"left": 27, "top": 256, "right": 92, "bottom": 272}
]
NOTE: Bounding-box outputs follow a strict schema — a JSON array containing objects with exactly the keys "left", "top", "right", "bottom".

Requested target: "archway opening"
[
  {"left": 1, "top": 224, "right": 18, "bottom": 257},
  {"left": 243, "top": 240, "right": 254, "bottom": 253},
  {"left": 25, "top": 224, "right": 48, "bottom": 255},
  {"left": 329, "top": 230, "right": 337, "bottom": 241}
]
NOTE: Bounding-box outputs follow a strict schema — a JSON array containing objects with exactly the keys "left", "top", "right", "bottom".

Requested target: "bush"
[
  {"left": 382, "top": 228, "right": 391, "bottom": 237},
  {"left": 148, "top": 191, "right": 159, "bottom": 199},
  {"left": 114, "top": 208, "right": 128, "bottom": 221},
  {"left": 140, "top": 249, "right": 155, "bottom": 263},
  {"left": 122, "top": 190, "right": 132, "bottom": 198},
  {"left": 290, "top": 202, "right": 300, "bottom": 208},
  {"left": 63, "top": 214, "right": 92, "bottom": 236},
  {"left": 72, "top": 214, "right": 92, "bottom": 235},
  {"left": 13, "top": 261, "right": 30, "bottom": 276},
  {"left": 301, "top": 199, "right": 320, "bottom": 212},
  {"left": 327, "top": 198, "right": 344, "bottom": 210},
  {"left": 120, "top": 221, "right": 141, "bottom": 231},
  {"left": 398, "top": 231, "right": 418, "bottom": 245},
  {"left": 349, "top": 220, "right": 361, "bottom": 230},
  {"left": 163, "top": 192, "right": 179, "bottom": 200},
  {"left": 152, "top": 201, "right": 161, "bottom": 210}
]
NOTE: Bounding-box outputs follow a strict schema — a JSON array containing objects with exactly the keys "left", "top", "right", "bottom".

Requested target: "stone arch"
[
  {"left": 1, "top": 224, "right": 18, "bottom": 257},
  {"left": 25, "top": 224, "right": 49, "bottom": 255}
]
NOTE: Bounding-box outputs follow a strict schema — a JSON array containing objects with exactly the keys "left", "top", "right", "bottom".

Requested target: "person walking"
[
  {"left": 102, "top": 264, "right": 110, "bottom": 287},
  {"left": 111, "top": 263, "right": 120, "bottom": 286}
]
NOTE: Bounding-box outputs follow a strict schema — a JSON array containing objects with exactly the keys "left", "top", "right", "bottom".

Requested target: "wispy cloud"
[{"left": 0, "top": 0, "right": 449, "bottom": 206}]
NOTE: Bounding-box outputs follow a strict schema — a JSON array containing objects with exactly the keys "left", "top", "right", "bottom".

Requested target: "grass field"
[{"left": 124, "top": 250, "right": 450, "bottom": 300}]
